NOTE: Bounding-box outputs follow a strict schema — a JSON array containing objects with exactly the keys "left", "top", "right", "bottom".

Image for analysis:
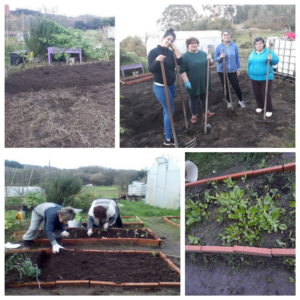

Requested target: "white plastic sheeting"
[
  {"left": 145, "top": 156, "right": 180, "bottom": 209},
  {"left": 5, "top": 186, "right": 44, "bottom": 198},
  {"left": 128, "top": 181, "right": 146, "bottom": 196},
  {"left": 146, "top": 30, "right": 222, "bottom": 55}
]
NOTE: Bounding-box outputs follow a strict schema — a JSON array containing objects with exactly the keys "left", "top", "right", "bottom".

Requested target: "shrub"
[{"left": 23, "top": 193, "right": 46, "bottom": 209}]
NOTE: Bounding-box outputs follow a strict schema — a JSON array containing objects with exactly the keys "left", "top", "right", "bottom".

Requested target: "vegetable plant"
[{"left": 133, "top": 229, "right": 139, "bottom": 238}]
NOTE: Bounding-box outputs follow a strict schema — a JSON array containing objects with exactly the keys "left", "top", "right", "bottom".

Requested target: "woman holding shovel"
[
  {"left": 179, "top": 37, "right": 215, "bottom": 124},
  {"left": 247, "top": 37, "right": 279, "bottom": 117},
  {"left": 214, "top": 29, "right": 246, "bottom": 109},
  {"left": 148, "top": 28, "right": 182, "bottom": 146}
]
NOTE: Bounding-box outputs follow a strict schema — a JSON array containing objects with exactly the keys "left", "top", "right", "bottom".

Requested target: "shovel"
[
  {"left": 256, "top": 44, "right": 274, "bottom": 124},
  {"left": 223, "top": 49, "right": 235, "bottom": 112},
  {"left": 172, "top": 49, "right": 188, "bottom": 129},
  {"left": 204, "top": 52, "right": 212, "bottom": 135},
  {"left": 160, "top": 61, "right": 179, "bottom": 147}
]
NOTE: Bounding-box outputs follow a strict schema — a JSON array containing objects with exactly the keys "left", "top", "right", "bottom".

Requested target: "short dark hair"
[
  {"left": 221, "top": 29, "right": 230, "bottom": 36},
  {"left": 94, "top": 206, "right": 106, "bottom": 219},
  {"left": 254, "top": 37, "right": 266, "bottom": 48},
  {"left": 163, "top": 28, "right": 176, "bottom": 41},
  {"left": 186, "top": 37, "right": 199, "bottom": 48}
]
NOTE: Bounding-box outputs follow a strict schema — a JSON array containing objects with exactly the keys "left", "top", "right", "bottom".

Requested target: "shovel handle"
[
  {"left": 222, "top": 48, "right": 227, "bottom": 96},
  {"left": 263, "top": 47, "right": 272, "bottom": 120},
  {"left": 204, "top": 54, "right": 209, "bottom": 134}
]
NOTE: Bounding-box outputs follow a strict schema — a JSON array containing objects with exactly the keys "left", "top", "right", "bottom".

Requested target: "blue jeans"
[{"left": 153, "top": 83, "right": 175, "bottom": 139}]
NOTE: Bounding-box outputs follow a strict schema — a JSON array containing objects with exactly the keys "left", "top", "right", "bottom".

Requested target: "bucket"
[
  {"left": 67, "top": 219, "right": 82, "bottom": 228},
  {"left": 66, "top": 57, "right": 75, "bottom": 65},
  {"left": 185, "top": 160, "right": 198, "bottom": 183},
  {"left": 13, "top": 231, "right": 27, "bottom": 242}
]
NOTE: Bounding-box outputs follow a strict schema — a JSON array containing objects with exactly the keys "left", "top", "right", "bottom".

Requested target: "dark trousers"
[
  {"left": 188, "top": 93, "right": 206, "bottom": 115},
  {"left": 251, "top": 80, "right": 273, "bottom": 112},
  {"left": 218, "top": 72, "right": 243, "bottom": 102}
]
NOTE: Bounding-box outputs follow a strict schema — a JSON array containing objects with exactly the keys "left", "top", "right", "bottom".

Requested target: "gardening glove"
[
  {"left": 103, "top": 223, "right": 109, "bottom": 229},
  {"left": 184, "top": 81, "right": 192, "bottom": 89},
  {"left": 61, "top": 231, "right": 69, "bottom": 238},
  {"left": 53, "top": 244, "right": 64, "bottom": 254},
  {"left": 87, "top": 229, "right": 93, "bottom": 237}
]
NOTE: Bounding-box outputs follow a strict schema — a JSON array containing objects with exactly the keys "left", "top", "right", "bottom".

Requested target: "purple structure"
[
  {"left": 47, "top": 47, "right": 82, "bottom": 65},
  {"left": 120, "top": 63, "right": 144, "bottom": 78}
]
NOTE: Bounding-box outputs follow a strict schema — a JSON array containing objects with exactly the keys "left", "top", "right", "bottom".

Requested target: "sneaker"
[
  {"left": 227, "top": 102, "right": 232, "bottom": 109},
  {"left": 266, "top": 112, "right": 272, "bottom": 117},
  {"left": 203, "top": 111, "right": 215, "bottom": 118},
  {"left": 191, "top": 115, "right": 197, "bottom": 124},
  {"left": 163, "top": 137, "right": 182, "bottom": 146},
  {"left": 256, "top": 108, "right": 263, "bottom": 113},
  {"left": 239, "top": 100, "right": 246, "bottom": 108}
]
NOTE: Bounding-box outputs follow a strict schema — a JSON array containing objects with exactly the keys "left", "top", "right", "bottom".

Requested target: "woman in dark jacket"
[{"left": 148, "top": 28, "right": 182, "bottom": 146}]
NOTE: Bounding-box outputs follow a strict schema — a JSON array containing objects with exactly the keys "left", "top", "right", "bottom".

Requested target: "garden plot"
[
  {"left": 5, "top": 62, "right": 115, "bottom": 147},
  {"left": 81, "top": 216, "right": 144, "bottom": 228},
  {"left": 5, "top": 249, "right": 180, "bottom": 288},
  {"left": 186, "top": 252, "right": 295, "bottom": 295},
  {"left": 120, "top": 69, "right": 295, "bottom": 148},
  {"left": 186, "top": 170, "right": 295, "bottom": 248},
  {"left": 35, "top": 228, "right": 161, "bottom": 246},
  {"left": 162, "top": 216, "right": 180, "bottom": 229}
]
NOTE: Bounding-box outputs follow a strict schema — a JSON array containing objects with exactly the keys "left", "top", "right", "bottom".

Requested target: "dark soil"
[
  {"left": 5, "top": 249, "right": 180, "bottom": 285},
  {"left": 120, "top": 70, "right": 295, "bottom": 147},
  {"left": 186, "top": 253, "right": 295, "bottom": 295},
  {"left": 5, "top": 62, "right": 115, "bottom": 147},
  {"left": 37, "top": 228, "right": 156, "bottom": 240},
  {"left": 186, "top": 171, "right": 295, "bottom": 248}
]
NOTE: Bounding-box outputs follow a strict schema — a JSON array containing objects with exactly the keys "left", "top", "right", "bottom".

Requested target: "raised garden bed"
[
  {"left": 185, "top": 252, "right": 295, "bottom": 295},
  {"left": 162, "top": 216, "right": 180, "bottom": 229},
  {"left": 34, "top": 228, "right": 161, "bottom": 246},
  {"left": 120, "top": 73, "right": 153, "bottom": 85},
  {"left": 5, "top": 249, "right": 180, "bottom": 288},
  {"left": 80, "top": 216, "right": 144, "bottom": 228},
  {"left": 185, "top": 164, "right": 295, "bottom": 250}
]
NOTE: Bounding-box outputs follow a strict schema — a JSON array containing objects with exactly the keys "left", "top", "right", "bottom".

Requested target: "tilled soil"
[
  {"left": 185, "top": 171, "right": 295, "bottom": 248},
  {"left": 186, "top": 253, "right": 295, "bottom": 295},
  {"left": 5, "top": 249, "right": 180, "bottom": 285},
  {"left": 5, "top": 62, "right": 115, "bottom": 147},
  {"left": 37, "top": 228, "right": 156, "bottom": 240},
  {"left": 120, "top": 69, "right": 295, "bottom": 147}
]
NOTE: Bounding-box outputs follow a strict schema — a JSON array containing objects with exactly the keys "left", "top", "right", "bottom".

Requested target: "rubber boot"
[{"left": 23, "top": 239, "right": 33, "bottom": 249}]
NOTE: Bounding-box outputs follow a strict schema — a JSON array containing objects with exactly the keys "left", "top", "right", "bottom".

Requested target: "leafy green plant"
[
  {"left": 241, "top": 174, "right": 247, "bottom": 183},
  {"left": 5, "top": 253, "right": 20, "bottom": 275},
  {"left": 133, "top": 229, "right": 139, "bottom": 238},
  {"left": 5, "top": 210, "right": 19, "bottom": 230},
  {"left": 102, "top": 228, "right": 108, "bottom": 237},
  {"left": 223, "top": 177, "right": 236, "bottom": 188},
  {"left": 126, "top": 229, "right": 130, "bottom": 236},
  {"left": 151, "top": 251, "right": 156, "bottom": 257},
  {"left": 185, "top": 199, "right": 208, "bottom": 228},
  {"left": 188, "top": 235, "right": 202, "bottom": 245},
  {"left": 116, "top": 232, "right": 121, "bottom": 238},
  {"left": 258, "top": 159, "right": 266, "bottom": 169},
  {"left": 23, "top": 193, "right": 46, "bottom": 209}
]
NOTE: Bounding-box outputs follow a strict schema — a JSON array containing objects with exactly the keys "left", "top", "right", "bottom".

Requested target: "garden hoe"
[
  {"left": 160, "top": 61, "right": 179, "bottom": 147},
  {"left": 223, "top": 48, "right": 235, "bottom": 113},
  {"left": 172, "top": 49, "right": 188, "bottom": 129},
  {"left": 256, "top": 44, "right": 274, "bottom": 124},
  {"left": 204, "top": 52, "right": 212, "bottom": 135}
]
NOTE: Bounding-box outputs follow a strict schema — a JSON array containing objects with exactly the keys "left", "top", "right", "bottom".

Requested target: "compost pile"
[
  {"left": 120, "top": 69, "right": 295, "bottom": 147},
  {"left": 5, "top": 62, "right": 115, "bottom": 147}
]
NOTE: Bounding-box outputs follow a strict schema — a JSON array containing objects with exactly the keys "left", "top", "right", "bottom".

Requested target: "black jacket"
[{"left": 148, "top": 45, "right": 182, "bottom": 85}]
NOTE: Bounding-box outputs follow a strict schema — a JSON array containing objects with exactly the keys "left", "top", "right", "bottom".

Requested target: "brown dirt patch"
[
  {"left": 120, "top": 70, "right": 295, "bottom": 147},
  {"left": 5, "top": 62, "right": 115, "bottom": 148}
]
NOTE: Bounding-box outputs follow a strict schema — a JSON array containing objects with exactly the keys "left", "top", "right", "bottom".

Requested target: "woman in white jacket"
[{"left": 87, "top": 199, "right": 124, "bottom": 236}]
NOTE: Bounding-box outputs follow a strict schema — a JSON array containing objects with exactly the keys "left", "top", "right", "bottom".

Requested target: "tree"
[
  {"left": 203, "top": 5, "right": 237, "bottom": 23},
  {"left": 5, "top": 160, "right": 23, "bottom": 169},
  {"left": 89, "top": 173, "right": 106, "bottom": 186},
  {"left": 207, "top": 18, "right": 236, "bottom": 38},
  {"left": 43, "top": 173, "right": 82, "bottom": 206},
  {"left": 120, "top": 36, "right": 147, "bottom": 57},
  {"left": 157, "top": 5, "right": 198, "bottom": 31},
  {"left": 74, "top": 20, "right": 86, "bottom": 30}
]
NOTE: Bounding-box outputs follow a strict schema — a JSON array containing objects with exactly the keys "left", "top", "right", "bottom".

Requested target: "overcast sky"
[
  {"left": 9, "top": 4, "right": 119, "bottom": 17},
  {"left": 119, "top": 4, "right": 203, "bottom": 41},
  {"left": 4, "top": 149, "right": 181, "bottom": 170}
]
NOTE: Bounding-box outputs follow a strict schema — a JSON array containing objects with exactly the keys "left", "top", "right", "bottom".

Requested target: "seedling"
[
  {"left": 223, "top": 177, "right": 236, "bottom": 188},
  {"left": 151, "top": 251, "right": 156, "bottom": 257},
  {"left": 117, "top": 232, "right": 121, "bottom": 238},
  {"left": 102, "top": 228, "right": 109, "bottom": 237},
  {"left": 241, "top": 174, "right": 247, "bottom": 183},
  {"left": 258, "top": 159, "right": 266, "bottom": 169},
  {"left": 133, "top": 229, "right": 139, "bottom": 238},
  {"left": 126, "top": 229, "right": 130, "bottom": 236}
]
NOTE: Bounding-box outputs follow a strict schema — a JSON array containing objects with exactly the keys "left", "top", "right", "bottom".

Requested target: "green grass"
[
  {"left": 186, "top": 153, "right": 236, "bottom": 178},
  {"left": 118, "top": 200, "right": 180, "bottom": 218},
  {"left": 257, "top": 127, "right": 295, "bottom": 148}
]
